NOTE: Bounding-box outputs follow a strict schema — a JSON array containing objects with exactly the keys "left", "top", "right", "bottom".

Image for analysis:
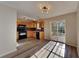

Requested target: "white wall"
[
  {"left": 44, "top": 12, "right": 77, "bottom": 47},
  {"left": 77, "top": 3, "right": 79, "bottom": 57},
  {"left": 0, "top": 5, "right": 17, "bottom": 57}
]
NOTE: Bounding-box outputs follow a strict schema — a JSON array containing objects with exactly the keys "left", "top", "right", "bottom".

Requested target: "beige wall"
[
  {"left": 77, "top": 3, "right": 79, "bottom": 56},
  {"left": 0, "top": 5, "right": 17, "bottom": 57},
  {"left": 44, "top": 12, "right": 77, "bottom": 47}
]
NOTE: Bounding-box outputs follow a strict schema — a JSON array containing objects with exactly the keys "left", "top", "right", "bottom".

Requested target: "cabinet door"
[
  {"left": 27, "top": 31, "right": 36, "bottom": 38},
  {"left": 40, "top": 32, "right": 44, "bottom": 40}
]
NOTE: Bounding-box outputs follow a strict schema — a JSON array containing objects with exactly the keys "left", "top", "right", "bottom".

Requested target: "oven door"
[{"left": 19, "top": 32, "right": 26, "bottom": 39}]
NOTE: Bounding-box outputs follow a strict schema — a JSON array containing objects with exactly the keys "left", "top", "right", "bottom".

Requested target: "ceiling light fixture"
[{"left": 39, "top": 3, "right": 51, "bottom": 14}]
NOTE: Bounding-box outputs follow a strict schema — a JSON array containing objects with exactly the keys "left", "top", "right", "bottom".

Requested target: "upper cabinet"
[
  {"left": 17, "top": 18, "right": 37, "bottom": 28},
  {"left": 26, "top": 21, "right": 37, "bottom": 28},
  {"left": 17, "top": 18, "right": 44, "bottom": 31}
]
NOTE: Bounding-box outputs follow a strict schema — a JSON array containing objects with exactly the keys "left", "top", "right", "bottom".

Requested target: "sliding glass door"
[{"left": 50, "top": 20, "right": 65, "bottom": 43}]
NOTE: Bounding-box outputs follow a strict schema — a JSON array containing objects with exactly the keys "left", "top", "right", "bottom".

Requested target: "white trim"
[
  {"left": 77, "top": 46, "right": 79, "bottom": 56},
  {"left": 0, "top": 49, "right": 17, "bottom": 57},
  {"left": 66, "top": 42, "right": 77, "bottom": 47}
]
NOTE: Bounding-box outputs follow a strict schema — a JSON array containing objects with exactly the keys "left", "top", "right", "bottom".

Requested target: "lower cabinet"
[
  {"left": 17, "top": 31, "right": 44, "bottom": 41},
  {"left": 27, "top": 31, "right": 36, "bottom": 38},
  {"left": 40, "top": 32, "right": 44, "bottom": 40}
]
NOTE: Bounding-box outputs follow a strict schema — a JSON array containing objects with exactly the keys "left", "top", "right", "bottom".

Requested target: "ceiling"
[{"left": 0, "top": 1, "right": 78, "bottom": 19}]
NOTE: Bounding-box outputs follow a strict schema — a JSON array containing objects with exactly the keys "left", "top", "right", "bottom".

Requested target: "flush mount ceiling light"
[{"left": 39, "top": 3, "right": 51, "bottom": 14}]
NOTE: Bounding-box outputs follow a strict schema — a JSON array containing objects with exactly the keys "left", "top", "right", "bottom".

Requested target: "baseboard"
[
  {"left": 77, "top": 46, "right": 79, "bottom": 57},
  {"left": 0, "top": 49, "right": 17, "bottom": 57},
  {"left": 66, "top": 43, "right": 77, "bottom": 47},
  {"left": 49, "top": 40, "right": 77, "bottom": 47}
]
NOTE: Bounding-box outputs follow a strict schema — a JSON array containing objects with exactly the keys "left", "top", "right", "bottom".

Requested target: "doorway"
[{"left": 50, "top": 20, "right": 66, "bottom": 43}]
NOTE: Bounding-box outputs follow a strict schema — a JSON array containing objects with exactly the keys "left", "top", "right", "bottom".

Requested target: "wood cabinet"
[
  {"left": 27, "top": 31, "right": 36, "bottom": 38},
  {"left": 17, "top": 19, "right": 44, "bottom": 40},
  {"left": 40, "top": 32, "right": 44, "bottom": 41}
]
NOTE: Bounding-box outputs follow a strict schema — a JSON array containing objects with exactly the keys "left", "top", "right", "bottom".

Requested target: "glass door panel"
[{"left": 50, "top": 20, "right": 65, "bottom": 43}]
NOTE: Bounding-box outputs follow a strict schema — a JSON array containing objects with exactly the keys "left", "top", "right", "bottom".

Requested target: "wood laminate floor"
[
  {"left": 2, "top": 39, "right": 48, "bottom": 58},
  {"left": 1, "top": 39, "right": 78, "bottom": 58},
  {"left": 31, "top": 41, "right": 78, "bottom": 58},
  {"left": 64, "top": 44, "right": 78, "bottom": 58}
]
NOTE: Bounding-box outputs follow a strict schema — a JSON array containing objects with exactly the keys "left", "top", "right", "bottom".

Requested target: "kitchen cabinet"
[{"left": 40, "top": 32, "right": 44, "bottom": 41}]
